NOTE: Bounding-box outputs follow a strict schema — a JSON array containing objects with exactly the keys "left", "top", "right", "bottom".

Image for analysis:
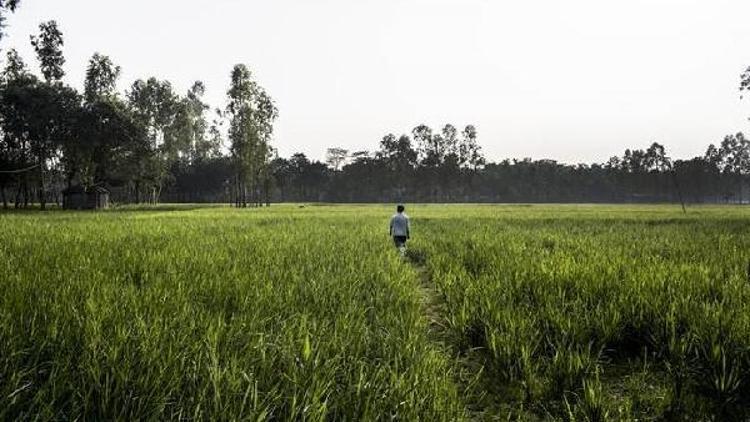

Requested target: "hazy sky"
[{"left": 4, "top": 0, "right": 750, "bottom": 163}]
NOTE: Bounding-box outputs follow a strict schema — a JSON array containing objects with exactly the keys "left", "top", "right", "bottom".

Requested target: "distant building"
[{"left": 62, "top": 186, "right": 110, "bottom": 210}]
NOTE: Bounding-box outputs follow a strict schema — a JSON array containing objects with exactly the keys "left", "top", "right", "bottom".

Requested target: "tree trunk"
[
  {"left": 242, "top": 181, "right": 248, "bottom": 208},
  {"left": 23, "top": 175, "right": 29, "bottom": 208},
  {"left": 671, "top": 171, "right": 687, "bottom": 214},
  {"left": 155, "top": 182, "right": 163, "bottom": 204},
  {"left": 233, "top": 175, "right": 238, "bottom": 207},
  {"left": 740, "top": 175, "right": 745, "bottom": 205},
  {"left": 15, "top": 181, "right": 22, "bottom": 209},
  {"left": 1, "top": 180, "right": 7, "bottom": 209},
  {"left": 251, "top": 180, "right": 255, "bottom": 208},
  {"left": 238, "top": 177, "right": 243, "bottom": 208},
  {"left": 264, "top": 176, "right": 271, "bottom": 207},
  {"left": 254, "top": 180, "right": 260, "bottom": 207},
  {"left": 38, "top": 158, "right": 47, "bottom": 211}
]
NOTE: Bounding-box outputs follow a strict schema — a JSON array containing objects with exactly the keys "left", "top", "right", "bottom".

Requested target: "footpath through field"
[{"left": 403, "top": 248, "right": 500, "bottom": 420}]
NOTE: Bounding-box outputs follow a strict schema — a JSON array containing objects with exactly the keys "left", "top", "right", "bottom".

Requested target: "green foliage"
[
  {"left": 84, "top": 53, "right": 121, "bottom": 103},
  {"left": 1, "top": 48, "right": 25, "bottom": 81},
  {"left": 31, "top": 20, "right": 65, "bottom": 84}
]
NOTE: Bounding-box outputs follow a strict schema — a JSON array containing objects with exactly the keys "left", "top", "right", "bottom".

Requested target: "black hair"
[{"left": 397, "top": 205, "right": 405, "bottom": 213}]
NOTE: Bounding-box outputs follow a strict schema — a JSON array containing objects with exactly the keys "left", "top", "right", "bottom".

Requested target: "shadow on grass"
[
  {"left": 405, "top": 247, "right": 428, "bottom": 266},
  {"left": 111, "top": 203, "right": 225, "bottom": 213},
  {"left": 0, "top": 203, "right": 225, "bottom": 215}
]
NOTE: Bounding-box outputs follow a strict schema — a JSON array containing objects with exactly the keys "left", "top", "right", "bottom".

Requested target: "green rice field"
[{"left": 2, "top": 204, "right": 750, "bottom": 420}]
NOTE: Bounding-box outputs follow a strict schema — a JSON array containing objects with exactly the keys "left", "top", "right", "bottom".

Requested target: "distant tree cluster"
[
  {"left": 262, "top": 133, "right": 750, "bottom": 204},
  {"left": 0, "top": 16, "right": 277, "bottom": 209}
]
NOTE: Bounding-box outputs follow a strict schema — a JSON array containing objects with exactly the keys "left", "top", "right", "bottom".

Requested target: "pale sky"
[{"left": 3, "top": 0, "right": 750, "bottom": 163}]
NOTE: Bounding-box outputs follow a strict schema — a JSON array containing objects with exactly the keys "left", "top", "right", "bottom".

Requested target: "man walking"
[{"left": 390, "top": 204, "right": 410, "bottom": 254}]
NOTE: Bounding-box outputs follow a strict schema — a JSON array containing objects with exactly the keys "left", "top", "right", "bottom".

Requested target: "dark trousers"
[{"left": 393, "top": 236, "right": 407, "bottom": 248}]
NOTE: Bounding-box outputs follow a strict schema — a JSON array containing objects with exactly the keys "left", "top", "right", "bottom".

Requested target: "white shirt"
[{"left": 390, "top": 213, "right": 410, "bottom": 237}]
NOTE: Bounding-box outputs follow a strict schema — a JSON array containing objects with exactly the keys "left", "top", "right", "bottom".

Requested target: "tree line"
[
  {"left": 2, "top": 3, "right": 750, "bottom": 207},
  {"left": 160, "top": 125, "right": 750, "bottom": 204},
  {"left": 255, "top": 131, "right": 747, "bottom": 204}
]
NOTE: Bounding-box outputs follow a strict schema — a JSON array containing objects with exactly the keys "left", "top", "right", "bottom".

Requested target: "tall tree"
[
  {"left": 127, "top": 77, "right": 180, "bottom": 202},
  {"left": 412, "top": 124, "right": 435, "bottom": 166},
  {"left": 645, "top": 142, "right": 670, "bottom": 172},
  {"left": 719, "top": 133, "right": 750, "bottom": 202},
  {"left": 441, "top": 124, "right": 459, "bottom": 159},
  {"left": 76, "top": 99, "right": 146, "bottom": 189},
  {"left": 378, "top": 134, "right": 417, "bottom": 172},
  {"left": 226, "top": 64, "right": 278, "bottom": 207},
  {"left": 31, "top": 20, "right": 65, "bottom": 84},
  {"left": 325, "top": 147, "right": 349, "bottom": 171},
  {"left": 622, "top": 149, "right": 647, "bottom": 173},
  {"left": 705, "top": 144, "right": 722, "bottom": 170},
  {"left": 459, "top": 125, "right": 484, "bottom": 169},
  {"left": 202, "top": 109, "right": 225, "bottom": 161},
  {"left": 183, "top": 81, "right": 214, "bottom": 162},
  {"left": 1, "top": 47, "right": 25, "bottom": 81},
  {"left": 84, "top": 53, "right": 121, "bottom": 103},
  {"left": 69, "top": 53, "right": 146, "bottom": 191},
  {"left": 0, "top": 48, "right": 29, "bottom": 208},
  {"left": 28, "top": 20, "right": 69, "bottom": 209},
  {"left": 0, "top": 77, "right": 80, "bottom": 209}
]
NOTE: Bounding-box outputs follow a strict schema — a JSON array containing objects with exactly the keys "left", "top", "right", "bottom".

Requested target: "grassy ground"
[{"left": 1, "top": 204, "right": 749, "bottom": 420}]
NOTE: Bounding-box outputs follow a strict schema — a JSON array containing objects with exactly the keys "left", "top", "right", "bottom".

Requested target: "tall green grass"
[
  {"left": 414, "top": 205, "right": 750, "bottom": 419},
  {"left": 2, "top": 204, "right": 749, "bottom": 420},
  {"left": 0, "top": 206, "right": 464, "bottom": 420}
]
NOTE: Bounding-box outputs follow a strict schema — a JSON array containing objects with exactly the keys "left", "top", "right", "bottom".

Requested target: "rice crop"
[
  {"left": 2, "top": 204, "right": 749, "bottom": 420},
  {"left": 0, "top": 206, "right": 463, "bottom": 420},
  {"left": 414, "top": 205, "right": 750, "bottom": 420}
]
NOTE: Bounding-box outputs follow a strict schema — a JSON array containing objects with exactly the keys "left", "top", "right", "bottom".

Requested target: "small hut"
[{"left": 62, "top": 186, "right": 110, "bottom": 210}]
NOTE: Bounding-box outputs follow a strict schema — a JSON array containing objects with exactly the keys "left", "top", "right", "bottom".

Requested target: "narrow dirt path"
[
  {"left": 405, "top": 251, "right": 499, "bottom": 420},
  {"left": 412, "top": 264, "right": 449, "bottom": 342}
]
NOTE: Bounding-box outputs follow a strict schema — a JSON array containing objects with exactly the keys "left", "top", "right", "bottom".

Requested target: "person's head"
[{"left": 397, "top": 204, "right": 405, "bottom": 213}]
